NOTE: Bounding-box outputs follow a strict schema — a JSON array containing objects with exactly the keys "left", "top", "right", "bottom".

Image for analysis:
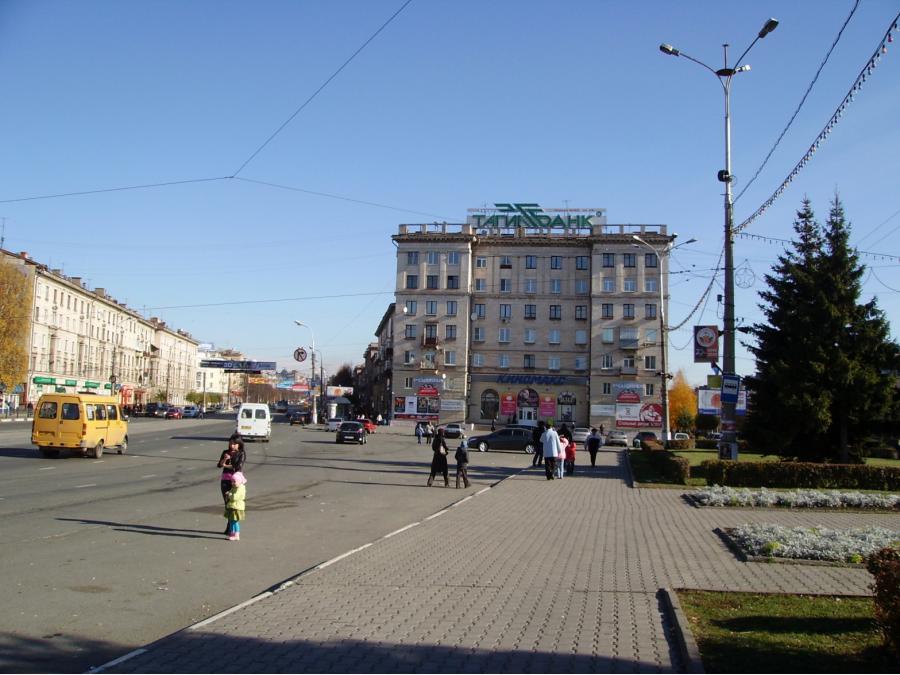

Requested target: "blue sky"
[{"left": 1, "top": 0, "right": 898, "bottom": 386}]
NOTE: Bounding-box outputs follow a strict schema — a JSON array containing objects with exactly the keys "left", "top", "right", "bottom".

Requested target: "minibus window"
[
  {"left": 86, "top": 406, "right": 94, "bottom": 420},
  {"left": 255, "top": 409, "right": 267, "bottom": 419},
  {"left": 39, "top": 402, "right": 58, "bottom": 419},
  {"left": 61, "top": 403, "right": 80, "bottom": 420},
  {"left": 106, "top": 405, "right": 118, "bottom": 420},
  {"left": 241, "top": 409, "right": 253, "bottom": 419},
  {"left": 95, "top": 404, "right": 107, "bottom": 420}
]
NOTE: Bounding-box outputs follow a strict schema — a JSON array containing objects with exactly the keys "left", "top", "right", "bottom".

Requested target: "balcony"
[
  {"left": 421, "top": 336, "right": 439, "bottom": 348},
  {"left": 620, "top": 365, "right": 638, "bottom": 376},
  {"left": 619, "top": 339, "right": 639, "bottom": 350}
]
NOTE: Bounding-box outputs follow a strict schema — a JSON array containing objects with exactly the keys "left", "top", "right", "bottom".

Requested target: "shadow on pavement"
[
  {"left": 56, "top": 517, "right": 222, "bottom": 540},
  {"left": 0, "top": 631, "right": 128, "bottom": 674},
  {"left": 0, "top": 447, "right": 41, "bottom": 460},
  {"left": 169, "top": 435, "right": 232, "bottom": 442}
]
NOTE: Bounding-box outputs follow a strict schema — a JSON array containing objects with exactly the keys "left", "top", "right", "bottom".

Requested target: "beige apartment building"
[{"left": 389, "top": 206, "right": 672, "bottom": 432}]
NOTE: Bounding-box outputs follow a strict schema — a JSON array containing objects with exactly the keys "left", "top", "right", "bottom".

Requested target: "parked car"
[
  {"left": 441, "top": 422, "right": 465, "bottom": 439},
  {"left": 360, "top": 418, "right": 377, "bottom": 434},
  {"left": 145, "top": 402, "right": 168, "bottom": 418},
  {"left": 709, "top": 432, "right": 723, "bottom": 441},
  {"left": 632, "top": 431, "right": 658, "bottom": 447},
  {"left": 605, "top": 430, "right": 628, "bottom": 447},
  {"left": 673, "top": 432, "right": 691, "bottom": 441},
  {"left": 336, "top": 421, "right": 367, "bottom": 444},
  {"left": 165, "top": 407, "right": 183, "bottom": 419},
  {"left": 182, "top": 405, "right": 203, "bottom": 419},
  {"left": 467, "top": 428, "right": 536, "bottom": 454},
  {"left": 572, "top": 427, "right": 591, "bottom": 444},
  {"left": 326, "top": 417, "right": 343, "bottom": 432}
]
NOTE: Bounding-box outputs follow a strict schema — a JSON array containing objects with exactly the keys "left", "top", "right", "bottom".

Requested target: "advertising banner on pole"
[{"left": 693, "top": 325, "right": 719, "bottom": 363}]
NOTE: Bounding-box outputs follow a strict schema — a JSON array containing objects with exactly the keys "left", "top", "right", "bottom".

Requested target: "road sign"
[
  {"left": 293, "top": 347, "right": 308, "bottom": 363},
  {"left": 720, "top": 374, "right": 740, "bottom": 404}
]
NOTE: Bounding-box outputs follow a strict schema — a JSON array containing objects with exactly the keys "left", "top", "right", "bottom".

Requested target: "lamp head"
[
  {"left": 659, "top": 44, "right": 679, "bottom": 56},
  {"left": 759, "top": 18, "right": 779, "bottom": 38},
  {"left": 735, "top": 64, "right": 751, "bottom": 73}
]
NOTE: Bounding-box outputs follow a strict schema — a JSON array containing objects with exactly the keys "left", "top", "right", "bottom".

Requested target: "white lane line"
[
  {"left": 383, "top": 522, "right": 420, "bottom": 539},
  {"left": 140, "top": 474, "right": 157, "bottom": 479},
  {"left": 317, "top": 542, "right": 373, "bottom": 570},
  {"left": 425, "top": 508, "right": 449, "bottom": 521},
  {"left": 39, "top": 467, "right": 56, "bottom": 471},
  {"left": 92, "top": 460, "right": 105, "bottom": 464},
  {"left": 160, "top": 450, "right": 168, "bottom": 453},
  {"left": 74, "top": 484, "right": 96, "bottom": 489}
]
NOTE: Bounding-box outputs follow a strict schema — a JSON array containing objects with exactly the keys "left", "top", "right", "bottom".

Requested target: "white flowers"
[
  {"left": 691, "top": 485, "right": 899, "bottom": 510},
  {"left": 729, "top": 523, "right": 900, "bottom": 563}
]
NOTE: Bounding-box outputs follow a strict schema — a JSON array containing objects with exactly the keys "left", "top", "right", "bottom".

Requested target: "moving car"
[
  {"left": 632, "top": 431, "right": 658, "bottom": 447},
  {"left": 165, "top": 407, "right": 184, "bottom": 419},
  {"left": 605, "top": 430, "right": 628, "bottom": 447},
  {"left": 336, "top": 421, "right": 367, "bottom": 444},
  {"left": 326, "top": 417, "right": 343, "bottom": 432},
  {"left": 145, "top": 402, "right": 168, "bottom": 418},
  {"left": 572, "top": 427, "right": 591, "bottom": 444},
  {"left": 673, "top": 432, "right": 691, "bottom": 441},
  {"left": 182, "top": 405, "right": 203, "bottom": 419},
  {"left": 467, "top": 428, "right": 536, "bottom": 454},
  {"left": 31, "top": 392, "right": 128, "bottom": 458},
  {"left": 441, "top": 422, "right": 465, "bottom": 439},
  {"left": 289, "top": 412, "right": 308, "bottom": 425},
  {"left": 360, "top": 418, "right": 377, "bottom": 433},
  {"left": 236, "top": 403, "right": 271, "bottom": 442}
]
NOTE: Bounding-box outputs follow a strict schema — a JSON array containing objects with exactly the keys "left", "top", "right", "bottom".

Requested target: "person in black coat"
[
  {"left": 427, "top": 428, "right": 450, "bottom": 487},
  {"left": 532, "top": 421, "right": 545, "bottom": 467},
  {"left": 454, "top": 436, "right": 471, "bottom": 489}
]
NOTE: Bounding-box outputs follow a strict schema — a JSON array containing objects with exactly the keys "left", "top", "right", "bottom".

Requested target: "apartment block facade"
[{"left": 389, "top": 208, "right": 672, "bottom": 432}]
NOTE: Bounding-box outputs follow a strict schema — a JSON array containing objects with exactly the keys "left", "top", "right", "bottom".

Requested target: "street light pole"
[
  {"left": 294, "top": 321, "right": 318, "bottom": 424},
  {"left": 660, "top": 17, "right": 778, "bottom": 454}
]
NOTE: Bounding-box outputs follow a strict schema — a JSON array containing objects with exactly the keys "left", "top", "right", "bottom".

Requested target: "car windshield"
[{"left": 340, "top": 422, "right": 361, "bottom": 430}]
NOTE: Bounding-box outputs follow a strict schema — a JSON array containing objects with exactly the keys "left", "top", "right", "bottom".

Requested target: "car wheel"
[
  {"left": 93, "top": 440, "right": 104, "bottom": 459},
  {"left": 478, "top": 441, "right": 488, "bottom": 453},
  {"left": 524, "top": 443, "right": 535, "bottom": 454},
  {"left": 118, "top": 436, "right": 128, "bottom": 454}
]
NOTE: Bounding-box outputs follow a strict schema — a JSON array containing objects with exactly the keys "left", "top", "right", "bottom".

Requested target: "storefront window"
[{"left": 481, "top": 390, "right": 499, "bottom": 421}]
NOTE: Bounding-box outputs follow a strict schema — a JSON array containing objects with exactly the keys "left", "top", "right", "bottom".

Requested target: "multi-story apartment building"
[
  {"left": 388, "top": 206, "right": 672, "bottom": 432},
  {"left": 2, "top": 249, "right": 199, "bottom": 407}
]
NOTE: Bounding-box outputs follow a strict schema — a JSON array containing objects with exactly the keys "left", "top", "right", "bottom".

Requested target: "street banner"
[
  {"left": 693, "top": 325, "right": 719, "bottom": 363},
  {"left": 698, "top": 388, "right": 748, "bottom": 416},
  {"left": 326, "top": 386, "right": 354, "bottom": 397},
  {"left": 616, "top": 402, "right": 663, "bottom": 428},
  {"left": 539, "top": 394, "right": 556, "bottom": 419},
  {"left": 440, "top": 399, "right": 465, "bottom": 412},
  {"left": 500, "top": 392, "right": 516, "bottom": 416}
]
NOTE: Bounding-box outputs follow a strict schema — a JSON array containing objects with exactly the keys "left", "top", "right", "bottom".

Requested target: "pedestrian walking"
[
  {"left": 454, "top": 435, "right": 471, "bottom": 489},
  {"left": 531, "top": 421, "right": 545, "bottom": 467},
  {"left": 491, "top": 417, "right": 496, "bottom": 432},
  {"left": 541, "top": 422, "right": 561, "bottom": 480},
  {"left": 557, "top": 436, "right": 568, "bottom": 479},
  {"left": 587, "top": 427, "right": 602, "bottom": 467},
  {"left": 217, "top": 434, "right": 246, "bottom": 505},
  {"left": 224, "top": 471, "right": 247, "bottom": 541},
  {"left": 427, "top": 428, "right": 450, "bottom": 487},
  {"left": 564, "top": 438, "right": 576, "bottom": 476},
  {"left": 425, "top": 422, "right": 435, "bottom": 443},
  {"left": 415, "top": 422, "right": 424, "bottom": 444}
]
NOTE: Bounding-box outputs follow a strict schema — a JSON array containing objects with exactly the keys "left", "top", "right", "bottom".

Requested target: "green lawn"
[{"left": 677, "top": 590, "right": 893, "bottom": 673}]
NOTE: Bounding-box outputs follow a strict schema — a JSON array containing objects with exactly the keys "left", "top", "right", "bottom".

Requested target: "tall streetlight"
[
  {"left": 632, "top": 234, "right": 697, "bottom": 441},
  {"left": 294, "top": 320, "right": 319, "bottom": 424},
  {"left": 660, "top": 17, "right": 778, "bottom": 454}
]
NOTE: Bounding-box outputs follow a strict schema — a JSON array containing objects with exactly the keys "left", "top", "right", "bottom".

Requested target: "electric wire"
[
  {"left": 0, "top": 177, "right": 231, "bottom": 204},
  {"left": 734, "top": 0, "right": 860, "bottom": 204},
  {"left": 737, "top": 231, "right": 900, "bottom": 262},
  {"left": 856, "top": 206, "right": 900, "bottom": 246}
]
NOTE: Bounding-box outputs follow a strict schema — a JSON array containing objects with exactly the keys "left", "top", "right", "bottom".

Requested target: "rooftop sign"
[
  {"left": 200, "top": 360, "right": 277, "bottom": 372},
  {"left": 468, "top": 203, "right": 605, "bottom": 230}
]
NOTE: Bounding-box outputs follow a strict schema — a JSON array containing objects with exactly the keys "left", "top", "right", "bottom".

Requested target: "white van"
[{"left": 236, "top": 403, "right": 271, "bottom": 442}]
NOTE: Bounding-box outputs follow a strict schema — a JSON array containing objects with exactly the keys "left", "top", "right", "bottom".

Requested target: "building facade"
[{"left": 388, "top": 207, "right": 672, "bottom": 432}]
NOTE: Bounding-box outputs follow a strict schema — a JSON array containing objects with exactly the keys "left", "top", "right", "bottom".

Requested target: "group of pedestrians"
[
  {"left": 426, "top": 428, "right": 470, "bottom": 488},
  {"left": 217, "top": 433, "right": 247, "bottom": 540},
  {"left": 414, "top": 422, "right": 436, "bottom": 444},
  {"left": 534, "top": 422, "right": 605, "bottom": 480}
]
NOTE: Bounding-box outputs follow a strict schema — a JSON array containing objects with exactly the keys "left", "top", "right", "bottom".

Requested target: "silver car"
[{"left": 605, "top": 430, "right": 628, "bottom": 447}]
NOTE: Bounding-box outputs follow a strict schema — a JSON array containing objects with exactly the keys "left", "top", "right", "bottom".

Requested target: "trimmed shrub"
[
  {"left": 665, "top": 439, "right": 693, "bottom": 450},
  {"left": 695, "top": 439, "right": 718, "bottom": 450},
  {"left": 645, "top": 449, "right": 690, "bottom": 484},
  {"left": 701, "top": 460, "right": 900, "bottom": 491},
  {"left": 866, "top": 547, "right": 900, "bottom": 658},
  {"left": 641, "top": 440, "right": 665, "bottom": 452}
]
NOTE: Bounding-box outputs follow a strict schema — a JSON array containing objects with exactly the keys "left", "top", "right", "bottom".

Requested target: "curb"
[
  {"left": 659, "top": 588, "right": 705, "bottom": 674},
  {"left": 87, "top": 463, "right": 530, "bottom": 673}
]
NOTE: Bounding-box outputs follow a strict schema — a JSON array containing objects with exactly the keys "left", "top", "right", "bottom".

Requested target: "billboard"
[
  {"left": 326, "top": 386, "right": 354, "bottom": 397},
  {"left": 698, "top": 388, "right": 747, "bottom": 416},
  {"left": 616, "top": 402, "right": 663, "bottom": 428},
  {"left": 693, "top": 326, "right": 719, "bottom": 363}
]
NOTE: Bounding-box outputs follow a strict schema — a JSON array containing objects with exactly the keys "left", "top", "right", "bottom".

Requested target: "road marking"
[
  {"left": 92, "top": 460, "right": 105, "bottom": 464},
  {"left": 425, "top": 509, "right": 449, "bottom": 521},
  {"left": 140, "top": 474, "right": 157, "bottom": 479},
  {"left": 160, "top": 450, "right": 168, "bottom": 453},
  {"left": 88, "top": 648, "right": 148, "bottom": 673},
  {"left": 74, "top": 484, "right": 96, "bottom": 488},
  {"left": 39, "top": 467, "right": 56, "bottom": 471},
  {"left": 317, "top": 542, "right": 373, "bottom": 570},
  {"left": 383, "top": 522, "right": 420, "bottom": 538}
]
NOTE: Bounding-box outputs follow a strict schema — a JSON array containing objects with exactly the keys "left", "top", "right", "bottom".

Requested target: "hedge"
[
  {"left": 866, "top": 547, "right": 900, "bottom": 658},
  {"left": 701, "top": 460, "right": 900, "bottom": 491},
  {"left": 642, "top": 448, "right": 690, "bottom": 484}
]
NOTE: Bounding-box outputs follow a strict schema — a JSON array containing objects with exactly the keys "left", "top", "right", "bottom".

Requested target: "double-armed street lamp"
[
  {"left": 659, "top": 17, "right": 778, "bottom": 453},
  {"left": 632, "top": 234, "right": 697, "bottom": 441}
]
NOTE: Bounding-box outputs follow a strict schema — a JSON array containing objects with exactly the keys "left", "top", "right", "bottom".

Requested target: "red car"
[
  {"left": 165, "top": 407, "right": 184, "bottom": 419},
  {"left": 360, "top": 418, "right": 377, "bottom": 433}
]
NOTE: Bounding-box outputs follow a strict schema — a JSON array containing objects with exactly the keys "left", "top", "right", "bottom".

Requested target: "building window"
[
  {"left": 623, "top": 356, "right": 635, "bottom": 369},
  {"left": 524, "top": 278, "right": 537, "bottom": 293},
  {"left": 499, "top": 354, "right": 510, "bottom": 369},
  {"left": 405, "top": 324, "right": 417, "bottom": 339},
  {"left": 575, "top": 329, "right": 587, "bottom": 345},
  {"left": 406, "top": 251, "right": 419, "bottom": 265},
  {"left": 524, "top": 328, "right": 536, "bottom": 344},
  {"left": 425, "top": 323, "right": 438, "bottom": 339},
  {"left": 621, "top": 326, "right": 639, "bottom": 342},
  {"left": 448, "top": 251, "right": 461, "bottom": 265},
  {"left": 548, "top": 356, "right": 561, "bottom": 371},
  {"left": 602, "top": 253, "right": 615, "bottom": 267},
  {"left": 444, "top": 350, "right": 456, "bottom": 366},
  {"left": 426, "top": 275, "right": 439, "bottom": 289},
  {"left": 525, "top": 255, "right": 537, "bottom": 269},
  {"left": 476, "top": 256, "right": 487, "bottom": 268},
  {"left": 500, "top": 278, "right": 512, "bottom": 293},
  {"left": 645, "top": 253, "right": 658, "bottom": 268},
  {"left": 524, "top": 304, "right": 537, "bottom": 319},
  {"left": 500, "top": 255, "right": 512, "bottom": 268},
  {"left": 575, "top": 305, "right": 587, "bottom": 320},
  {"left": 549, "top": 305, "right": 562, "bottom": 320},
  {"left": 426, "top": 300, "right": 437, "bottom": 316},
  {"left": 405, "top": 377, "right": 413, "bottom": 389},
  {"left": 405, "top": 300, "right": 417, "bottom": 316},
  {"left": 472, "top": 326, "right": 484, "bottom": 342},
  {"left": 550, "top": 279, "right": 562, "bottom": 294},
  {"left": 575, "top": 356, "right": 587, "bottom": 370},
  {"left": 404, "top": 350, "right": 415, "bottom": 364},
  {"left": 601, "top": 304, "right": 614, "bottom": 319},
  {"left": 446, "top": 275, "right": 460, "bottom": 289},
  {"left": 548, "top": 329, "right": 561, "bottom": 344},
  {"left": 550, "top": 256, "right": 562, "bottom": 269},
  {"left": 406, "top": 274, "right": 418, "bottom": 289},
  {"left": 623, "top": 253, "right": 636, "bottom": 268},
  {"left": 646, "top": 383, "right": 655, "bottom": 396},
  {"left": 603, "top": 277, "right": 615, "bottom": 293},
  {"left": 446, "top": 300, "right": 457, "bottom": 316},
  {"left": 499, "top": 304, "right": 512, "bottom": 320},
  {"left": 524, "top": 354, "right": 536, "bottom": 369},
  {"left": 623, "top": 278, "right": 637, "bottom": 292},
  {"left": 644, "top": 355, "right": 657, "bottom": 370},
  {"left": 499, "top": 327, "right": 511, "bottom": 343},
  {"left": 575, "top": 256, "right": 589, "bottom": 270},
  {"left": 645, "top": 278, "right": 658, "bottom": 293},
  {"left": 623, "top": 304, "right": 635, "bottom": 319},
  {"left": 472, "top": 353, "right": 485, "bottom": 367},
  {"left": 445, "top": 324, "right": 457, "bottom": 340},
  {"left": 645, "top": 328, "right": 658, "bottom": 345},
  {"left": 426, "top": 251, "right": 440, "bottom": 265},
  {"left": 602, "top": 382, "right": 612, "bottom": 395},
  {"left": 475, "top": 278, "right": 486, "bottom": 292},
  {"left": 474, "top": 303, "right": 486, "bottom": 319},
  {"left": 645, "top": 303, "right": 657, "bottom": 319},
  {"left": 601, "top": 354, "right": 613, "bottom": 369},
  {"left": 575, "top": 279, "right": 589, "bottom": 295}
]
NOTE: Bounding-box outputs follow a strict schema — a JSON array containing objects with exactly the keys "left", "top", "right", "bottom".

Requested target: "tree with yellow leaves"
[
  {"left": 668, "top": 369, "right": 698, "bottom": 433},
  {"left": 0, "top": 258, "right": 33, "bottom": 394}
]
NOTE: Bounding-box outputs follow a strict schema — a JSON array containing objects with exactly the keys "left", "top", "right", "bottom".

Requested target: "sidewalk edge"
[{"left": 659, "top": 587, "right": 705, "bottom": 674}]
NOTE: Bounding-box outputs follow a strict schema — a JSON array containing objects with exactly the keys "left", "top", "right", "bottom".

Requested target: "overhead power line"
[
  {"left": 146, "top": 289, "right": 394, "bottom": 311},
  {"left": 737, "top": 230, "right": 900, "bottom": 262},
  {"left": 0, "top": 176, "right": 230, "bottom": 204},
  {"left": 735, "top": 11, "right": 899, "bottom": 235}
]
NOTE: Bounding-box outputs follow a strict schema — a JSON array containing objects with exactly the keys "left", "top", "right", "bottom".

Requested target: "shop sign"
[
  {"left": 500, "top": 392, "right": 516, "bottom": 416},
  {"left": 557, "top": 392, "right": 576, "bottom": 405},
  {"left": 84, "top": 381, "right": 100, "bottom": 389},
  {"left": 496, "top": 374, "right": 567, "bottom": 386},
  {"left": 616, "top": 389, "right": 641, "bottom": 404},
  {"left": 539, "top": 395, "right": 556, "bottom": 419},
  {"left": 414, "top": 376, "right": 445, "bottom": 387},
  {"left": 417, "top": 397, "right": 440, "bottom": 414},
  {"left": 64, "top": 379, "right": 77, "bottom": 387},
  {"left": 590, "top": 404, "right": 616, "bottom": 417},
  {"left": 469, "top": 203, "right": 602, "bottom": 230},
  {"left": 615, "top": 402, "right": 663, "bottom": 428},
  {"left": 291, "top": 384, "right": 309, "bottom": 392},
  {"left": 441, "top": 399, "right": 465, "bottom": 412},
  {"left": 417, "top": 385, "right": 439, "bottom": 397},
  {"left": 33, "top": 376, "right": 56, "bottom": 385}
]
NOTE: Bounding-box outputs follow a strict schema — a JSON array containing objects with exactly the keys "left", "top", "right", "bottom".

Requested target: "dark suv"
[
  {"left": 632, "top": 431, "right": 659, "bottom": 447},
  {"left": 145, "top": 402, "right": 168, "bottom": 418}
]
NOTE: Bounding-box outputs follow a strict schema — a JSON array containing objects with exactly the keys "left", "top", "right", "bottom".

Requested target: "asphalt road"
[{"left": 0, "top": 416, "right": 526, "bottom": 673}]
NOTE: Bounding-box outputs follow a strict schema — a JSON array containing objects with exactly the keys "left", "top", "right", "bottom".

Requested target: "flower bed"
[
  {"left": 690, "top": 485, "right": 899, "bottom": 510},
  {"left": 727, "top": 523, "right": 900, "bottom": 564}
]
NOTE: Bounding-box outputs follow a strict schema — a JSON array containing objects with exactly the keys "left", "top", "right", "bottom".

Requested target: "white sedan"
[
  {"left": 326, "top": 417, "right": 343, "bottom": 432},
  {"left": 572, "top": 427, "right": 591, "bottom": 444}
]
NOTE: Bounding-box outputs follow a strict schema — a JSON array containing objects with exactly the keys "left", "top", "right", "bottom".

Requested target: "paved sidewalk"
[{"left": 99, "top": 449, "right": 899, "bottom": 673}]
